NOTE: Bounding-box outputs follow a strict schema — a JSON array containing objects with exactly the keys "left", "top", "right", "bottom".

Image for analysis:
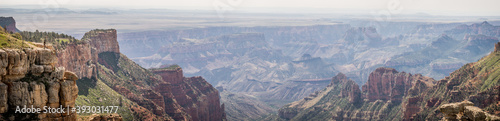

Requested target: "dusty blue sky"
[{"left": 1, "top": 0, "right": 500, "bottom": 16}]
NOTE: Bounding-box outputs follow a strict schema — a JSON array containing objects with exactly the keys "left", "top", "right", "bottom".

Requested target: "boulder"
[
  {"left": 63, "top": 71, "right": 78, "bottom": 81},
  {"left": 439, "top": 101, "right": 500, "bottom": 121}
]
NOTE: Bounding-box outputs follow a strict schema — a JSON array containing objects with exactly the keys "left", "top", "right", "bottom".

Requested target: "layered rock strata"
[
  {"left": 0, "top": 48, "right": 78, "bottom": 121},
  {"left": 151, "top": 67, "right": 226, "bottom": 121}
]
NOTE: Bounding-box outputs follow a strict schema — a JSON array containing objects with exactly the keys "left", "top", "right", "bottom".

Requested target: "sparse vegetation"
[
  {"left": 75, "top": 79, "right": 134, "bottom": 121},
  {"left": 0, "top": 26, "right": 31, "bottom": 49},
  {"left": 19, "top": 30, "right": 80, "bottom": 50}
]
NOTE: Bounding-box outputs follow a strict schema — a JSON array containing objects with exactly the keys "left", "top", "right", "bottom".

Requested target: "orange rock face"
[
  {"left": 55, "top": 43, "right": 96, "bottom": 79},
  {"left": 83, "top": 29, "right": 120, "bottom": 54},
  {"left": 364, "top": 67, "right": 412, "bottom": 102},
  {"left": 151, "top": 67, "right": 226, "bottom": 121}
]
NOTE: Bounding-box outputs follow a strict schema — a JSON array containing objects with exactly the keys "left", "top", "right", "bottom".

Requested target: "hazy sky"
[{"left": 2, "top": 0, "right": 500, "bottom": 16}]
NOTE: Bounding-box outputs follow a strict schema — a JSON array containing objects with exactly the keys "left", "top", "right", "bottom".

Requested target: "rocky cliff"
[
  {"left": 439, "top": 101, "right": 500, "bottom": 121},
  {"left": 55, "top": 42, "right": 96, "bottom": 79},
  {"left": 6, "top": 25, "right": 227, "bottom": 120},
  {"left": 55, "top": 29, "right": 225, "bottom": 120},
  {"left": 0, "top": 48, "right": 79, "bottom": 121},
  {"left": 363, "top": 68, "right": 415, "bottom": 102},
  {"left": 151, "top": 67, "right": 226, "bottom": 121},
  {"left": 82, "top": 29, "right": 120, "bottom": 54},
  {"left": 0, "top": 17, "right": 20, "bottom": 33}
]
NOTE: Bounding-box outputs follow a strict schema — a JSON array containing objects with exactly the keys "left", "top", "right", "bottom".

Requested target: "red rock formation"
[
  {"left": 403, "top": 97, "right": 422, "bottom": 120},
  {"left": 335, "top": 73, "right": 362, "bottom": 104},
  {"left": 151, "top": 67, "right": 226, "bottom": 121},
  {"left": 55, "top": 29, "right": 118, "bottom": 79},
  {"left": 364, "top": 67, "right": 412, "bottom": 102},
  {"left": 50, "top": 28, "right": 226, "bottom": 120},
  {"left": 83, "top": 29, "right": 120, "bottom": 54},
  {"left": 55, "top": 43, "right": 96, "bottom": 79}
]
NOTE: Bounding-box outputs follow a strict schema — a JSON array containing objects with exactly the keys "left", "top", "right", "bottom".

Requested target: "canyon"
[
  {"left": 275, "top": 42, "right": 500, "bottom": 120},
  {"left": 1, "top": 9, "right": 499, "bottom": 121},
  {"left": 118, "top": 21, "right": 500, "bottom": 120}
]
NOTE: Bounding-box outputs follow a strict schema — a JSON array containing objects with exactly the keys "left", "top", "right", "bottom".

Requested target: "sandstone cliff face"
[
  {"left": 54, "top": 29, "right": 118, "bottom": 79},
  {"left": 55, "top": 43, "right": 96, "bottom": 79},
  {"left": 362, "top": 67, "right": 430, "bottom": 103},
  {"left": 0, "top": 17, "right": 20, "bottom": 33},
  {"left": 82, "top": 29, "right": 120, "bottom": 54},
  {"left": 151, "top": 67, "right": 226, "bottom": 121},
  {"left": 0, "top": 48, "right": 78, "bottom": 121}
]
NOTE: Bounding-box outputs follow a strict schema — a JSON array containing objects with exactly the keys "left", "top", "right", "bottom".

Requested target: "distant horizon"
[{"left": 1, "top": 0, "right": 500, "bottom": 16}]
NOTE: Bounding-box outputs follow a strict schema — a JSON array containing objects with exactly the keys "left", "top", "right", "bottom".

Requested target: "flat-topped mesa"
[
  {"left": 0, "top": 48, "right": 79, "bottom": 121},
  {"left": 82, "top": 29, "right": 120, "bottom": 54},
  {"left": 0, "top": 17, "right": 20, "bottom": 33},
  {"left": 150, "top": 65, "right": 184, "bottom": 85}
]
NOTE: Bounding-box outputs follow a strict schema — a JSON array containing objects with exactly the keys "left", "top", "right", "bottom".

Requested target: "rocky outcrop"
[
  {"left": 88, "top": 113, "right": 123, "bottom": 121},
  {"left": 55, "top": 29, "right": 119, "bottom": 79},
  {"left": 0, "top": 48, "right": 78, "bottom": 121},
  {"left": 151, "top": 67, "right": 226, "bottom": 121},
  {"left": 363, "top": 67, "right": 413, "bottom": 102},
  {"left": 0, "top": 17, "right": 20, "bottom": 33},
  {"left": 334, "top": 73, "right": 362, "bottom": 104},
  {"left": 82, "top": 29, "right": 120, "bottom": 54},
  {"left": 439, "top": 101, "right": 500, "bottom": 121}
]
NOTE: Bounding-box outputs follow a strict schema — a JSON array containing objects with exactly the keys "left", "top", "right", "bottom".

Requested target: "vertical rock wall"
[
  {"left": 0, "top": 48, "right": 78, "bottom": 121},
  {"left": 151, "top": 67, "right": 226, "bottom": 121}
]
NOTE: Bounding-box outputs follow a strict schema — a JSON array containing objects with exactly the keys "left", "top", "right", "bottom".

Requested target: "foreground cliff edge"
[
  {"left": 276, "top": 42, "right": 500, "bottom": 121},
  {"left": 0, "top": 26, "right": 79, "bottom": 120},
  {"left": 0, "top": 16, "right": 227, "bottom": 121}
]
